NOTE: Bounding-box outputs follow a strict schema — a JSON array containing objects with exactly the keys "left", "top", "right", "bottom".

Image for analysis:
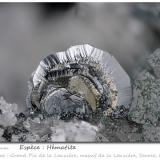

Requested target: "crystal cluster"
[
  {"left": 2, "top": 46, "right": 160, "bottom": 142},
  {"left": 0, "top": 97, "right": 17, "bottom": 127},
  {"left": 27, "top": 44, "right": 132, "bottom": 120},
  {"left": 0, "top": 112, "right": 100, "bottom": 142}
]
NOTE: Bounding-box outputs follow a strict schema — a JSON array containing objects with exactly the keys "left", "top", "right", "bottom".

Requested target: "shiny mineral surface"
[
  {"left": 0, "top": 49, "right": 159, "bottom": 142},
  {"left": 28, "top": 44, "right": 132, "bottom": 120},
  {"left": 1, "top": 47, "right": 160, "bottom": 142}
]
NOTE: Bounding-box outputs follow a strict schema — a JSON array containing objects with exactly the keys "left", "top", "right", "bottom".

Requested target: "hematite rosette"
[{"left": 26, "top": 44, "right": 132, "bottom": 120}]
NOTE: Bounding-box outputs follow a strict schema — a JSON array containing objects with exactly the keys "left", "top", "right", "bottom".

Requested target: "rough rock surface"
[
  {"left": 147, "top": 49, "right": 160, "bottom": 78},
  {"left": 128, "top": 49, "right": 160, "bottom": 142},
  {"left": 129, "top": 70, "right": 160, "bottom": 125},
  {"left": 100, "top": 49, "right": 160, "bottom": 142}
]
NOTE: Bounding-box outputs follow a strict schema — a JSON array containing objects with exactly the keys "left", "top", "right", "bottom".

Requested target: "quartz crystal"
[{"left": 0, "top": 97, "right": 17, "bottom": 127}]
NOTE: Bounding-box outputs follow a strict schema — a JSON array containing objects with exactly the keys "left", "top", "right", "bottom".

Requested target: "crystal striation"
[{"left": 27, "top": 44, "right": 132, "bottom": 119}]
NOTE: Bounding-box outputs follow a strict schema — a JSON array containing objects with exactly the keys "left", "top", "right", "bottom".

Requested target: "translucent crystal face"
[{"left": 29, "top": 44, "right": 132, "bottom": 119}]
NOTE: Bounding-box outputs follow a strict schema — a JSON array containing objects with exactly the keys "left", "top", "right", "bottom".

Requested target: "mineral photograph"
[{"left": 0, "top": 3, "right": 160, "bottom": 142}]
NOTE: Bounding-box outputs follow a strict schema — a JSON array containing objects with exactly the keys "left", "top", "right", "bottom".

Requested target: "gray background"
[{"left": 0, "top": 3, "right": 159, "bottom": 110}]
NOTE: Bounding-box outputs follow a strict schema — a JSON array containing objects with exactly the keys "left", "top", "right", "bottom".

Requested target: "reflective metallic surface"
[{"left": 28, "top": 44, "right": 132, "bottom": 119}]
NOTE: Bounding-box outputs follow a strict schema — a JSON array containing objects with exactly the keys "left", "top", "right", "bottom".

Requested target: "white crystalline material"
[
  {"left": 23, "top": 117, "right": 52, "bottom": 138},
  {"left": 50, "top": 120, "right": 98, "bottom": 142},
  {"left": 25, "top": 134, "right": 37, "bottom": 142},
  {"left": 11, "top": 135, "right": 19, "bottom": 142},
  {"left": 23, "top": 115, "right": 98, "bottom": 142},
  {"left": 0, "top": 97, "right": 17, "bottom": 127},
  {"left": 33, "top": 44, "right": 132, "bottom": 109}
]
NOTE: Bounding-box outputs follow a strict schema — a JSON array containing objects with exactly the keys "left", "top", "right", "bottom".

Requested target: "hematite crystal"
[{"left": 27, "top": 44, "right": 132, "bottom": 120}]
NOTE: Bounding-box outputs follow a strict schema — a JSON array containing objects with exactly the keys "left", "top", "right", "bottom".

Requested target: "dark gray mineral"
[{"left": 1, "top": 46, "right": 160, "bottom": 142}]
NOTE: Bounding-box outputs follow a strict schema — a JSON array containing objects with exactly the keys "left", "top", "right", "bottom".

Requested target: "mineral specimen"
[
  {"left": 27, "top": 44, "right": 132, "bottom": 119},
  {"left": 129, "top": 49, "right": 160, "bottom": 126},
  {"left": 22, "top": 115, "right": 99, "bottom": 142},
  {"left": 1, "top": 48, "right": 160, "bottom": 142},
  {"left": 0, "top": 97, "right": 17, "bottom": 127},
  {"left": 50, "top": 119, "right": 98, "bottom": 142}
]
